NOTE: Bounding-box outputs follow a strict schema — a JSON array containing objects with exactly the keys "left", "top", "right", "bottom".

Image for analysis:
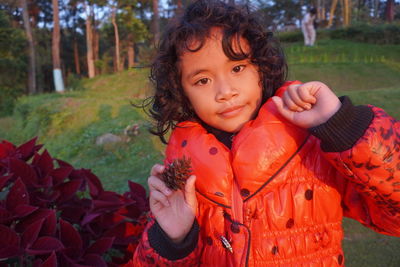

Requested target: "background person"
[{"left": 302, "top": 7, "right": 317, "bottom": 46}]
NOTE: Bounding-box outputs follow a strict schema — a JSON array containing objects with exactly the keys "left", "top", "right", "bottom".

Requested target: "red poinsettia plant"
[{"left": 0, "top": 138, "right": 149, "bottom": 266}]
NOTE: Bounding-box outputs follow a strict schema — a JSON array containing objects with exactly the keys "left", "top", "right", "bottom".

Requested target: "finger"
[
  {"left": 148, "top": 176, "right": 172, "bottom": 196},
  {"left": 150, "top": 190, "right": 170, "bottom": 207},
  {"left": 150, "top": 164, "right": 165, "bottom": 176},
  {"left": 298, "top": 84, "right": 317, "bottom": 105},
  {"left": 184, "top": 175, "right": 197, "bottom": 211},
  {"left": 271, "top": 96, "right": 295, "bottom": 121},
  {"left": 287, "top": 85, "right": 312, "bottom": 110},
  {"left": 283, "top": 90, "right": 304, "bottom": 112}
]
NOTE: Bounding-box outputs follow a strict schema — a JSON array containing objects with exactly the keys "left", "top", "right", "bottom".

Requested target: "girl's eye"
[
  {"left": 232, "top": 65, "right": 245, "bottom": 73},
  {"left": 195, "top": 78, "right": 209, "bottom": 86}
]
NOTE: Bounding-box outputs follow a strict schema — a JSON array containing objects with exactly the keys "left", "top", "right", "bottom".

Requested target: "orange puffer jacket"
[{"left": 133, "top": 82, "right": 400, "bottom": 266}]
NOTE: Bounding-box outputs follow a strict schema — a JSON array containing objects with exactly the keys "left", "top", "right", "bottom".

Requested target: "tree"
[
  {"left": 342, "top": 0, "right": 351, "bottom": 27},
  {"left": 111, "top": 3, "right": 122, "bottom": 72},
  {"left": 20, "top": 0, "right": 36, "bottom": 94},
  {"left": 0, "top": 11, "right": 26, "bottom": 116},
  {"left": 152, "top": 0, "right": 160, "bottom": 43},
  {"left": 120, "top": 2, "right": 148, "bottom": 68},
  {"left": 84, "top": 1, "right": 95, "bottom": 78},
  {"left": 52, "top": 0, "right": 65, "bottom": 92},
  {"left": 386, "top": 0, "right": 395, "bottom": 22}
]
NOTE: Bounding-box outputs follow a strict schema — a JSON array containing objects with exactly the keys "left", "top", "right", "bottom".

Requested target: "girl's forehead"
[{"left": 181, "top": 27, "right": 249, "bottom": 57}]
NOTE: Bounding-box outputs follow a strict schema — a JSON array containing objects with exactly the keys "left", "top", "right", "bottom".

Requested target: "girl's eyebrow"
[
  {"left": 185, "top": 58, "right": 248, "bottom": 80},
  {"left": 185, "top": 69, "right": 208, "bottom": 80}
]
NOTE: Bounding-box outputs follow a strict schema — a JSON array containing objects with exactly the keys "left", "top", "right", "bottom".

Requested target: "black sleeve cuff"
[
  {"left": 308, "top": 96, "right": 374, "bottom": 152},
  {"left": 148, "top": 219, "right": 200, "bottom": 261}
]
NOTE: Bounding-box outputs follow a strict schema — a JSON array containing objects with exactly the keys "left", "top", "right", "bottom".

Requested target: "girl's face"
[{"left": 180, "top": 28, "right": 263, "bottom": 133}]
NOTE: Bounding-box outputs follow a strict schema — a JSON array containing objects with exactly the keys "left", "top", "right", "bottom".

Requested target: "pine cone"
[{"left": 161, "top": 156, "right": 193, "bottom": 191}]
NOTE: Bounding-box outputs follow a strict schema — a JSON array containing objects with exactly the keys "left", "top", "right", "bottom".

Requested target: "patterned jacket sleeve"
[
  {"left": 310, "top": 96, "right": 400, "bottom": 236},
  {"left": 127, "top": 215, "right": 202, "bottom": 266}
]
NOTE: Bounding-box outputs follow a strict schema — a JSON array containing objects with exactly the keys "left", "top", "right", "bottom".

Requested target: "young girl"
[{"left": 129, "top": 0, "right": 400, "bottom": 266}]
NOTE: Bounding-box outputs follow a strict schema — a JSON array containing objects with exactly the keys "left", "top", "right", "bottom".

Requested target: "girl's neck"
[{"left": 200, "top": 121, "right": 236, "bottom": 149}]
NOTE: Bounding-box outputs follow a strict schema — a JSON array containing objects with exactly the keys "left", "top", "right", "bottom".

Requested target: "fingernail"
[
  {"left": 304, "top": 104, "right": 311, "bottom": 110},
  {"left": 297, "top": 107, "right": 304, "bottom": 112}
]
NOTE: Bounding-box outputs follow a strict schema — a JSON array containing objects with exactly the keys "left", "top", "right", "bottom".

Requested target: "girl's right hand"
[{"left": 148, "top": 164, "right": 198, "bottom": 244}]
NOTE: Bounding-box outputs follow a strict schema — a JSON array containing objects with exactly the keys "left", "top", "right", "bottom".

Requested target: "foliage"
[
  {"left": 0, "top": 69, "right": 163, "bottom": 193},
  {"left": 278, "top": 24, "right": 400, "bottom": 45},
  {"left": 254, "top": 0, "right": 302, "bottom": 30},
  {"left": 0, "top": 11, "right": 26, "bottom": 117},
  {"left": 330, "top": 23, "right": 400, "bottom": 44},
  {"left": 0, "top": 138, "right": 149, "bottom": 266}
]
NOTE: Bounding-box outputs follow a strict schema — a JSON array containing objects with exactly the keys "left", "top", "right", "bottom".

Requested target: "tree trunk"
[
  {"left": 21, "top": 0, "right": 36, "bottom": 94},
  {"left": 112, "top": 9, "right": 122, "bottom": 72},
  {"left": 73, "top": 37, "right": 80, "bottom": 75},
  {"left": 52, "top": 0, "right": 65, "bottom": 92},
  {"left": 93, "top": 28, "right": 100, "bottom": 74},
  {"left": 328, "top": 0, "right": 338, "bottom": 28},
  {"left": 152, "top": 0, "right": 160, "bottom": 43},
  {"left": 128, "top": 34, "right": 135, "bottom": 68},
  {"left": 342, "top": 0, "right": 350, "bottom": 27},
  {"left": 92, "top": 7, "right": 100, "bottom": 75},
  {"left": 85, "top": 2, "right": 95, "bottom": 78},
  {"left": 177, "top": 0, "right": 183, "bottom": 14},
  {"left": 386, "top": 0, "right": 395, "bottom": 22}
]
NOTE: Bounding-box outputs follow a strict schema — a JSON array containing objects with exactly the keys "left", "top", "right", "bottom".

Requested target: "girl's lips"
[{"left": 218, "top": 105, "right": 244, "bottom": 118}]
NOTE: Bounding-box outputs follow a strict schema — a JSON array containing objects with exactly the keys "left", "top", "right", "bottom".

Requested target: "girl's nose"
[{"left": 215, "top": 80, "right": 238, "bottom": 102}]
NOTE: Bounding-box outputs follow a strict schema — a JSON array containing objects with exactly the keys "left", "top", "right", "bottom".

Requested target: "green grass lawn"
[{"left": 0, "top": 39, "right": 399, "bottom": 266}]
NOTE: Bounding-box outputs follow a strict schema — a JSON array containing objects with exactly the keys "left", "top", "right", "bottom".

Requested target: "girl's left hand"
[{"left": 272, "top": 81, "right": 341, "bottom": 129}]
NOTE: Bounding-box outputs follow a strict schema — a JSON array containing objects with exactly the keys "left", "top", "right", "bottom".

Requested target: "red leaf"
[
  {"left": 0, "top": 140, "right": 15, "bottom": 159},
  {"left": 119, "top": 203, "right": 143, "bottom": 220},
  {"left": 56, "top": 159, "right": 72, "bottom": 168},
  {"left": 41, "top": 209, "right": 57, "bottom": 236},
  {"left": 0, "top": 174, "right": 13, "bottom": 190},
  {"left": 51, "top": 167, "right": 73, "bottom": 186},
  {"left": 60, "top": 204, "right": 88, "bottom": 224},
  {"left": 59, "top": 219, "right": 82, "bottom": 249},
  {"left": 0, "top": 246, "right": 20, "bottom": 259},
  {"left": 0, "top": 207, "right": 13, "bottom": 224},
  {"left": 84, "top": 170, "right": 104, "bottom": 198},
  {"left": 6, "top": 178, "right": 29, "bottom": 211},
  {"left": 14, "top": 204, "right": 39, "bottom": 218},
  {"left": 40, "top": 174, "right": 53, "bottom": 188},
  {"left": 15, "top": 137, "right": 41, "bottom": 160},
  {"left": 42, "top": 251, "right": 57, "bottom": 267},
  {"left": 83, "top": 254, "right": 107, "bottom": 267},
  {"left": 27, "top": 236, "right": 64, "bottom": 255},
  {"left": 34, "top": 150, "right": 54, "bottom": 177},
  {"left": 21, "top": 218, "right": 45, "bottom": 248},
  {"left": 56, "top": 179, "right": 83, "bottom": 203},
  {"left": 85, "top": 237, "right": 114, "bottom": 255},
  {"left": 32, "top": 259, "right": 43, "bottom": 267},
  {"left": 61, "top": 247, "right": 83, "bottom": 261},
  {"left": 9, "top": 158, "right": 39, "bottom": 188},
  {"left": 100, "top": 212, "right": 126, "bottom": 227},
  {"left": 81, "top": 212, "right": 101, "bottom": 226},
  {"left": 128, "top": 181, "right": 146, "bottom": 200},
  {"left": 0, "top": 225, "right": 20, "bottom": 258},
  {"left": 92, "top": 191, "right": 123, "bottom": 212},
  {"left": 15, "top": 209, "right": 52, "bottom": 232}
]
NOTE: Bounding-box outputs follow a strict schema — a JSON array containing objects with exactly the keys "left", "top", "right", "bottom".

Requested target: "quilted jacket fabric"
[{"left": 131, "top": 81, "right": 400, "bottom": 266}]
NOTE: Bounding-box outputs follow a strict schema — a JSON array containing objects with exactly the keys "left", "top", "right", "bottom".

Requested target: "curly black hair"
[{"left": 147, "top": 0, "right": 287, "bottom": 143}]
